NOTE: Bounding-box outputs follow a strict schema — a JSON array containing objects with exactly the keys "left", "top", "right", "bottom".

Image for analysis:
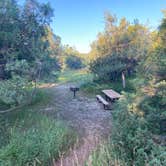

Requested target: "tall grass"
[
  {"left": 0, "top": 110, "right": 76, "bottom": 166},
  {"left": 81, "top": 77, "right": 135, "bottom": 96},
  {"left": 85, "top": 142, "right": 127, "bottom": 166}
]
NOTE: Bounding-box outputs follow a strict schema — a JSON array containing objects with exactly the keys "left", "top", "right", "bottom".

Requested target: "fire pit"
[{"left": 70, "top": 86, "right": 79, "bottom": 98}]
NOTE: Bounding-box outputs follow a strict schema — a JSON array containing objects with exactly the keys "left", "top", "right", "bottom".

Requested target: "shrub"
[
  {"left": 0, "top": 75, "right": 31, "bottom": 106},
  {"left": 0, "top": 111, "right": 76, "bottom": 166},
  {"left": 140, "top": 80, "right": 166, "bottom": 134},
  {"left": 86, "top": 94, "right": 166, "bottom": 166},
  {"left": 110, "top": 94, "right": 166, "bottom": 165},
  {"left": 65, "top": 55, "right": 85, "bottom": 69},
  {"left": 81, "top": 77, "right": 135, "bottom": 95},
  {"left": 89, "top": 53, "right": 137, "bottom": 82}
]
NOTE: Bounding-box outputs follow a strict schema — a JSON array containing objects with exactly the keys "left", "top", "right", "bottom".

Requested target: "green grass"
[
  {"left": 0, "top": 110, "right": 76, "bottom": 166},
  {"left": 81, "top": 78, "right": 135, "bottom": 96},
  {"left": 0, "top": 87, "right": 51, "bottom": 112},
  {"left": 0, "top": 87, "right": 77, "bottom": 165},
  {"left": 85, "top": 142, "right": 126, "bottom": 166},
  {"left": 57, "top": 69, "right": 135, "bottom": 97},
  {"left": 57, "top": 68, "right": 93, "bottom": 86},
  {"left": 30, "top": 88, "right": 52, "bottom": 107}
]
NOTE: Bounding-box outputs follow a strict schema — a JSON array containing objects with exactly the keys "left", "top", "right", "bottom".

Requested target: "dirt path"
[{"left": 41, "top": 83, "right": 112, "bottom": 166}]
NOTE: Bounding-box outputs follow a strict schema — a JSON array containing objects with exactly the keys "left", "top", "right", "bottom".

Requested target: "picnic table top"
[{"left": 102, "top": 89, "right": 121, "bottom": 99}]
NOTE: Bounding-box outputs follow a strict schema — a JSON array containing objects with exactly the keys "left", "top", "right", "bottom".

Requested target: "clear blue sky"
[{"left": 20, "top": 0, "right": 166, "bottom": 53}]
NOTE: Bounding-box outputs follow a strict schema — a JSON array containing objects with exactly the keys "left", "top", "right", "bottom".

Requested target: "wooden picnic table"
[{"left": 102, "top": 89, "right": 121, "bottom": 101}]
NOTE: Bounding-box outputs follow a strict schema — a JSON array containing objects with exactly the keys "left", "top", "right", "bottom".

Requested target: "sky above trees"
[{"left": 19, "top": 0, "right": 166, "bottom": 53}]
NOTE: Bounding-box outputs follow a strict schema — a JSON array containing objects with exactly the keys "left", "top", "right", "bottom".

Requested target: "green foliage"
[
  {"left": 0, "top": 75, "right": 31, "bottom": 106},
  {"left": 86, "top": 11, "right": 166, "bottom": 166},
  {"left": 0, "top": 0, "right": 61, "bottom": 107},
  {"left": 58, "top": 69, "right": 93, "bottom": 86},
  {"left": 89, "top": 13, "right": 152, "bottom": 82},
  {"left": 0, "top": 60, "right": 33, "bottom": 106},
  {"left": 65, "top": 55, "right": 85, "bottom": 69},
  {"left": 111, "top": 96, "right": 166, "bottom": 165},
  {"left": 81, "top": 77, "right": 135, "bottom": 95},
  {"left": 90, "top": 53, "right": 136, "bottom": 81},
  {"left": 112, "top": 96, "right": 151, "bottom": 165},
  {"left": 85, "top": 143, "right": 127, "bottom": 166},
  {"left": 140, "top": 80, "right": 166, "bottom": 134},
  {"left": 87, "top": 95, "right": 166, "bottom": 166},
  {"left": 40, "top": 55, "right": 61, "bottom": 80},
  {"left": 0, "top": 111, "right": 76, "bottom": 166},
  {"left": 137, "top": 12, "right": 166, "bottom": 135}
]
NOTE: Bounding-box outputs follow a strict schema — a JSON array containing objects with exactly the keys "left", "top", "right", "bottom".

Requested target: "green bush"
[
  {"left": 110, "top": 94, "right": 166, "bottom": 165},
  {"left": 140, "top": 80, "right": 166, "bottom": 134},
  {"left": 86, "top": 94, "right": 166, "bottom": 166},
  {"left": 81, "top": 78, "right": 135, "bottom": 95},
  {"left": 0, "top": 75, "right": 31, "bottom": 106},
  {"left": 0, "top": 111, "right": 76, "bottom": 166},
  {"left": 65, "top": 55, "right": 85, "bottom": 69},
  {"left": 90, "top": 53, "right": 137, "bottom": 82}
]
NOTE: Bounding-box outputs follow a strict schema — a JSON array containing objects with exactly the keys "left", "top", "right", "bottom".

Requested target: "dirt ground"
[{"left": 41, "top": 83, "right": 112, "bottom": 166}]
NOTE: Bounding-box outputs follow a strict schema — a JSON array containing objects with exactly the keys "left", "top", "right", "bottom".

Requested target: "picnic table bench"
[
  {"left": 96, "top": 95, "right": 110, "bottom": 110},
  {"left": 96, "top": 89, "right": 121, "bottom": 110}
]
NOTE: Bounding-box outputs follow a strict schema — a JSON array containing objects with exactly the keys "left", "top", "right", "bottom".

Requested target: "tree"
[
  {"left": 0, "top": 0, "right": 60, "bottom": 107},
  {"left": 0, "top": 0, "right": 20, "bottom": 80},
  {"left": 138, "top": 11, "right": 166, "bottom": 134},
  {"left": 89, "top": 13, "right": 152, "bottom": 82}
]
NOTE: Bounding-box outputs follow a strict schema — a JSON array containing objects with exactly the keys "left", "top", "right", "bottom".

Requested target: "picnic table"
[{"left": 102, "top": 89, "right": 121, "bottom": 101}]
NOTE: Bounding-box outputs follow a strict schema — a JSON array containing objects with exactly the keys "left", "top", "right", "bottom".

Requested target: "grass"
[
  {"left": 0, "top": 69, "right": 137, "bottom": 165},
  {"left": 85, "top": 142, "right": 126, "bottom": 166},
  {"left": 0, "top": 87, "right": 77, "bottom": 166},
  {"left": 57, "top": 68, "right": 93, "bottom": 86},
  {"left": 0, "top": 110, "right": 76, "bottom": 166},
  {"left": 57, "top": 69, "right": 135, "bottom": 97},
  {"left": 80, "top": 75, "right": 136, "bottom": 97}
]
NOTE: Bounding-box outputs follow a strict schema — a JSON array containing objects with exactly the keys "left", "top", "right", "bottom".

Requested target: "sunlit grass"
[
  {"left": 57, "top": 69, "right": 135, "bottom": 97},
  {"left": 57, "top": 68, "right": 94, "bottom": 86}
]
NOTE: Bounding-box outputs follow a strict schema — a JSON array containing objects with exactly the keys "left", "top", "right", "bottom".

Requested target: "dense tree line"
[
  {"left": 58, "top": 45, "right": 85, "bottom": 70},
  {"left": 0, "top": 0, "right": 61, "bottom": 107}
]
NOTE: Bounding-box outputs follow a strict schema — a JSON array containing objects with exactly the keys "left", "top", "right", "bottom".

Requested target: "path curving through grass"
[{"left": 41, "top": 79, "right": 112, "bottom": 166}]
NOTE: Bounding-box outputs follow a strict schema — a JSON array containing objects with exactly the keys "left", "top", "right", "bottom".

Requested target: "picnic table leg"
[
  {"left": 105, "top": 95, "right": 109, "bottom": 101},
  {"left": 104, "top": 104, "right": 108, "bottom": 110}
]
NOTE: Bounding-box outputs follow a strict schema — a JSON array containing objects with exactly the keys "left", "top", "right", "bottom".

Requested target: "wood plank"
[
  {"left": 96, "top": 95, "right": 109, "bottom": 105},
  {"left": 102, "top": 89, "right": 121, "bottom": 99}
]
